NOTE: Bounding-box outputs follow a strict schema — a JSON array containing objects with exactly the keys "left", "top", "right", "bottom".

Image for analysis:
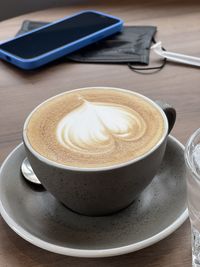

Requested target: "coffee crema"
[{"left": 25, "top": 88, "right": 165, "bottom": 168}]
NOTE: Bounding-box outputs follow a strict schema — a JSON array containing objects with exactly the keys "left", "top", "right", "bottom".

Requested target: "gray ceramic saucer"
[{"left": 0, "top": 136, "right": 188, "bottom": 258}]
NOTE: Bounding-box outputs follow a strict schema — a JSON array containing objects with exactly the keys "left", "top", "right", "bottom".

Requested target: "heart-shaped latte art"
[{"left": 56, "top": 99, "right": 147, "bottom": 154}]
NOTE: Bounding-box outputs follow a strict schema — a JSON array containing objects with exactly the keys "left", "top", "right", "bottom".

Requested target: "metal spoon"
[{"left": 21, "top": 158, "right": 41, "bottom": 185}]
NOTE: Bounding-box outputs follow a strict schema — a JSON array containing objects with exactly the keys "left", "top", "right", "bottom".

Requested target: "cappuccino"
[{"left": 25, "top": 88, "right": 165, "bottom": 168}]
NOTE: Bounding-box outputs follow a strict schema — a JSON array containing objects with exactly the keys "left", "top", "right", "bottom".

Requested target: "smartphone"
[{"left": 0, "top": 10, "right": 123, "bottom": 70}]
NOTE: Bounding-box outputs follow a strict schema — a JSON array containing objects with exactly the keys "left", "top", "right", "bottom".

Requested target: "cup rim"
[
  {"left": 184, "top": 128, "right": 200, "bottom": 180},
  {"left": 23, "top": 87, "right": 169, "bottom": 172}
]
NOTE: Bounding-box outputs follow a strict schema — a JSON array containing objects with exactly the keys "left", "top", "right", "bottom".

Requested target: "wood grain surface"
[{"left": 1, "top": 0, "right": 200, "bottom": 266}]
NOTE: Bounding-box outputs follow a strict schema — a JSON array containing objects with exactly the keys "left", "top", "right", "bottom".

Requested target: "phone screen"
[{"left": 0, "top": 12, "right": 119, "bottom": 59}]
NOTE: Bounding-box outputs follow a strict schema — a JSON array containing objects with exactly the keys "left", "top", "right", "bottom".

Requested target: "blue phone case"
[{"left": 0, "top": 10, "right": 123, "bottom": 70}]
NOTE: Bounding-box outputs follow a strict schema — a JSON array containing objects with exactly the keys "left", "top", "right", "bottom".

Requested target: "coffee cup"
[{"left": 23, "top": 87, "right": 176, "bottom": 216}]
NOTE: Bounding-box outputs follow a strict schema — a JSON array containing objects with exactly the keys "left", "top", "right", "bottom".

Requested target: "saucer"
[{"left": 0, "top": 136, "right": 188, "bottom": 258}]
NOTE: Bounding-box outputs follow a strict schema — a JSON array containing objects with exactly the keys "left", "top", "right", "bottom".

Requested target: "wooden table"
[{"left": 1, "top": 0, "right": 200, "bottom": 265}]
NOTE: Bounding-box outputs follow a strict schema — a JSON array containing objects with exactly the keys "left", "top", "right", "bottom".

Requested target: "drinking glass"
[{"left": 185, "top": 128, "right": 200, "bottom": 267}]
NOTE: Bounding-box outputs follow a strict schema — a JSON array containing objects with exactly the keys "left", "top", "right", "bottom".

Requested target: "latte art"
[
  {"left": 56, "top": 100, "right": 147, "bottom": 154},
  {"left": 26, "top": 88, "right": 165, "bottom": 168}
]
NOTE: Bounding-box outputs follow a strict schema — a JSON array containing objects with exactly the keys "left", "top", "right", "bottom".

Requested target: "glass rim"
[{"left": 185, "top": 128, "right": 200, "bottom": 180}]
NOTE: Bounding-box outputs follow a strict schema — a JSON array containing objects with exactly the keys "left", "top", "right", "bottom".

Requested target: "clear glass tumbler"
[{"left": 185, "top": 128, "right": 200, "bottom": 267}]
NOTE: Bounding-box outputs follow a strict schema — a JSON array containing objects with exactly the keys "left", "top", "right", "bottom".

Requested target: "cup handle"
[{"left": 155, "top": 100, "right": 176, "bottom": 134}]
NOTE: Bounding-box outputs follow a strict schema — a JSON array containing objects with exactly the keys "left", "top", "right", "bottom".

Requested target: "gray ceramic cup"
[{"left": 23, "top": 88, "right": 176, "bottom": 216}]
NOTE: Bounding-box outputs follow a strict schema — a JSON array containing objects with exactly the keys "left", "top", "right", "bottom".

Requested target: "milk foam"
[
  {"left": 27, "top": 89, "right": 165, "bottom": 167},
  {"left": 56, "top": 99, "right": 147, "bottom": 154}
]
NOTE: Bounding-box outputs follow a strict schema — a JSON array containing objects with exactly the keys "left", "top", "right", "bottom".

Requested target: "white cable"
[{"left": 151, "top": 41, "right": 200, "bottom": 67}]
